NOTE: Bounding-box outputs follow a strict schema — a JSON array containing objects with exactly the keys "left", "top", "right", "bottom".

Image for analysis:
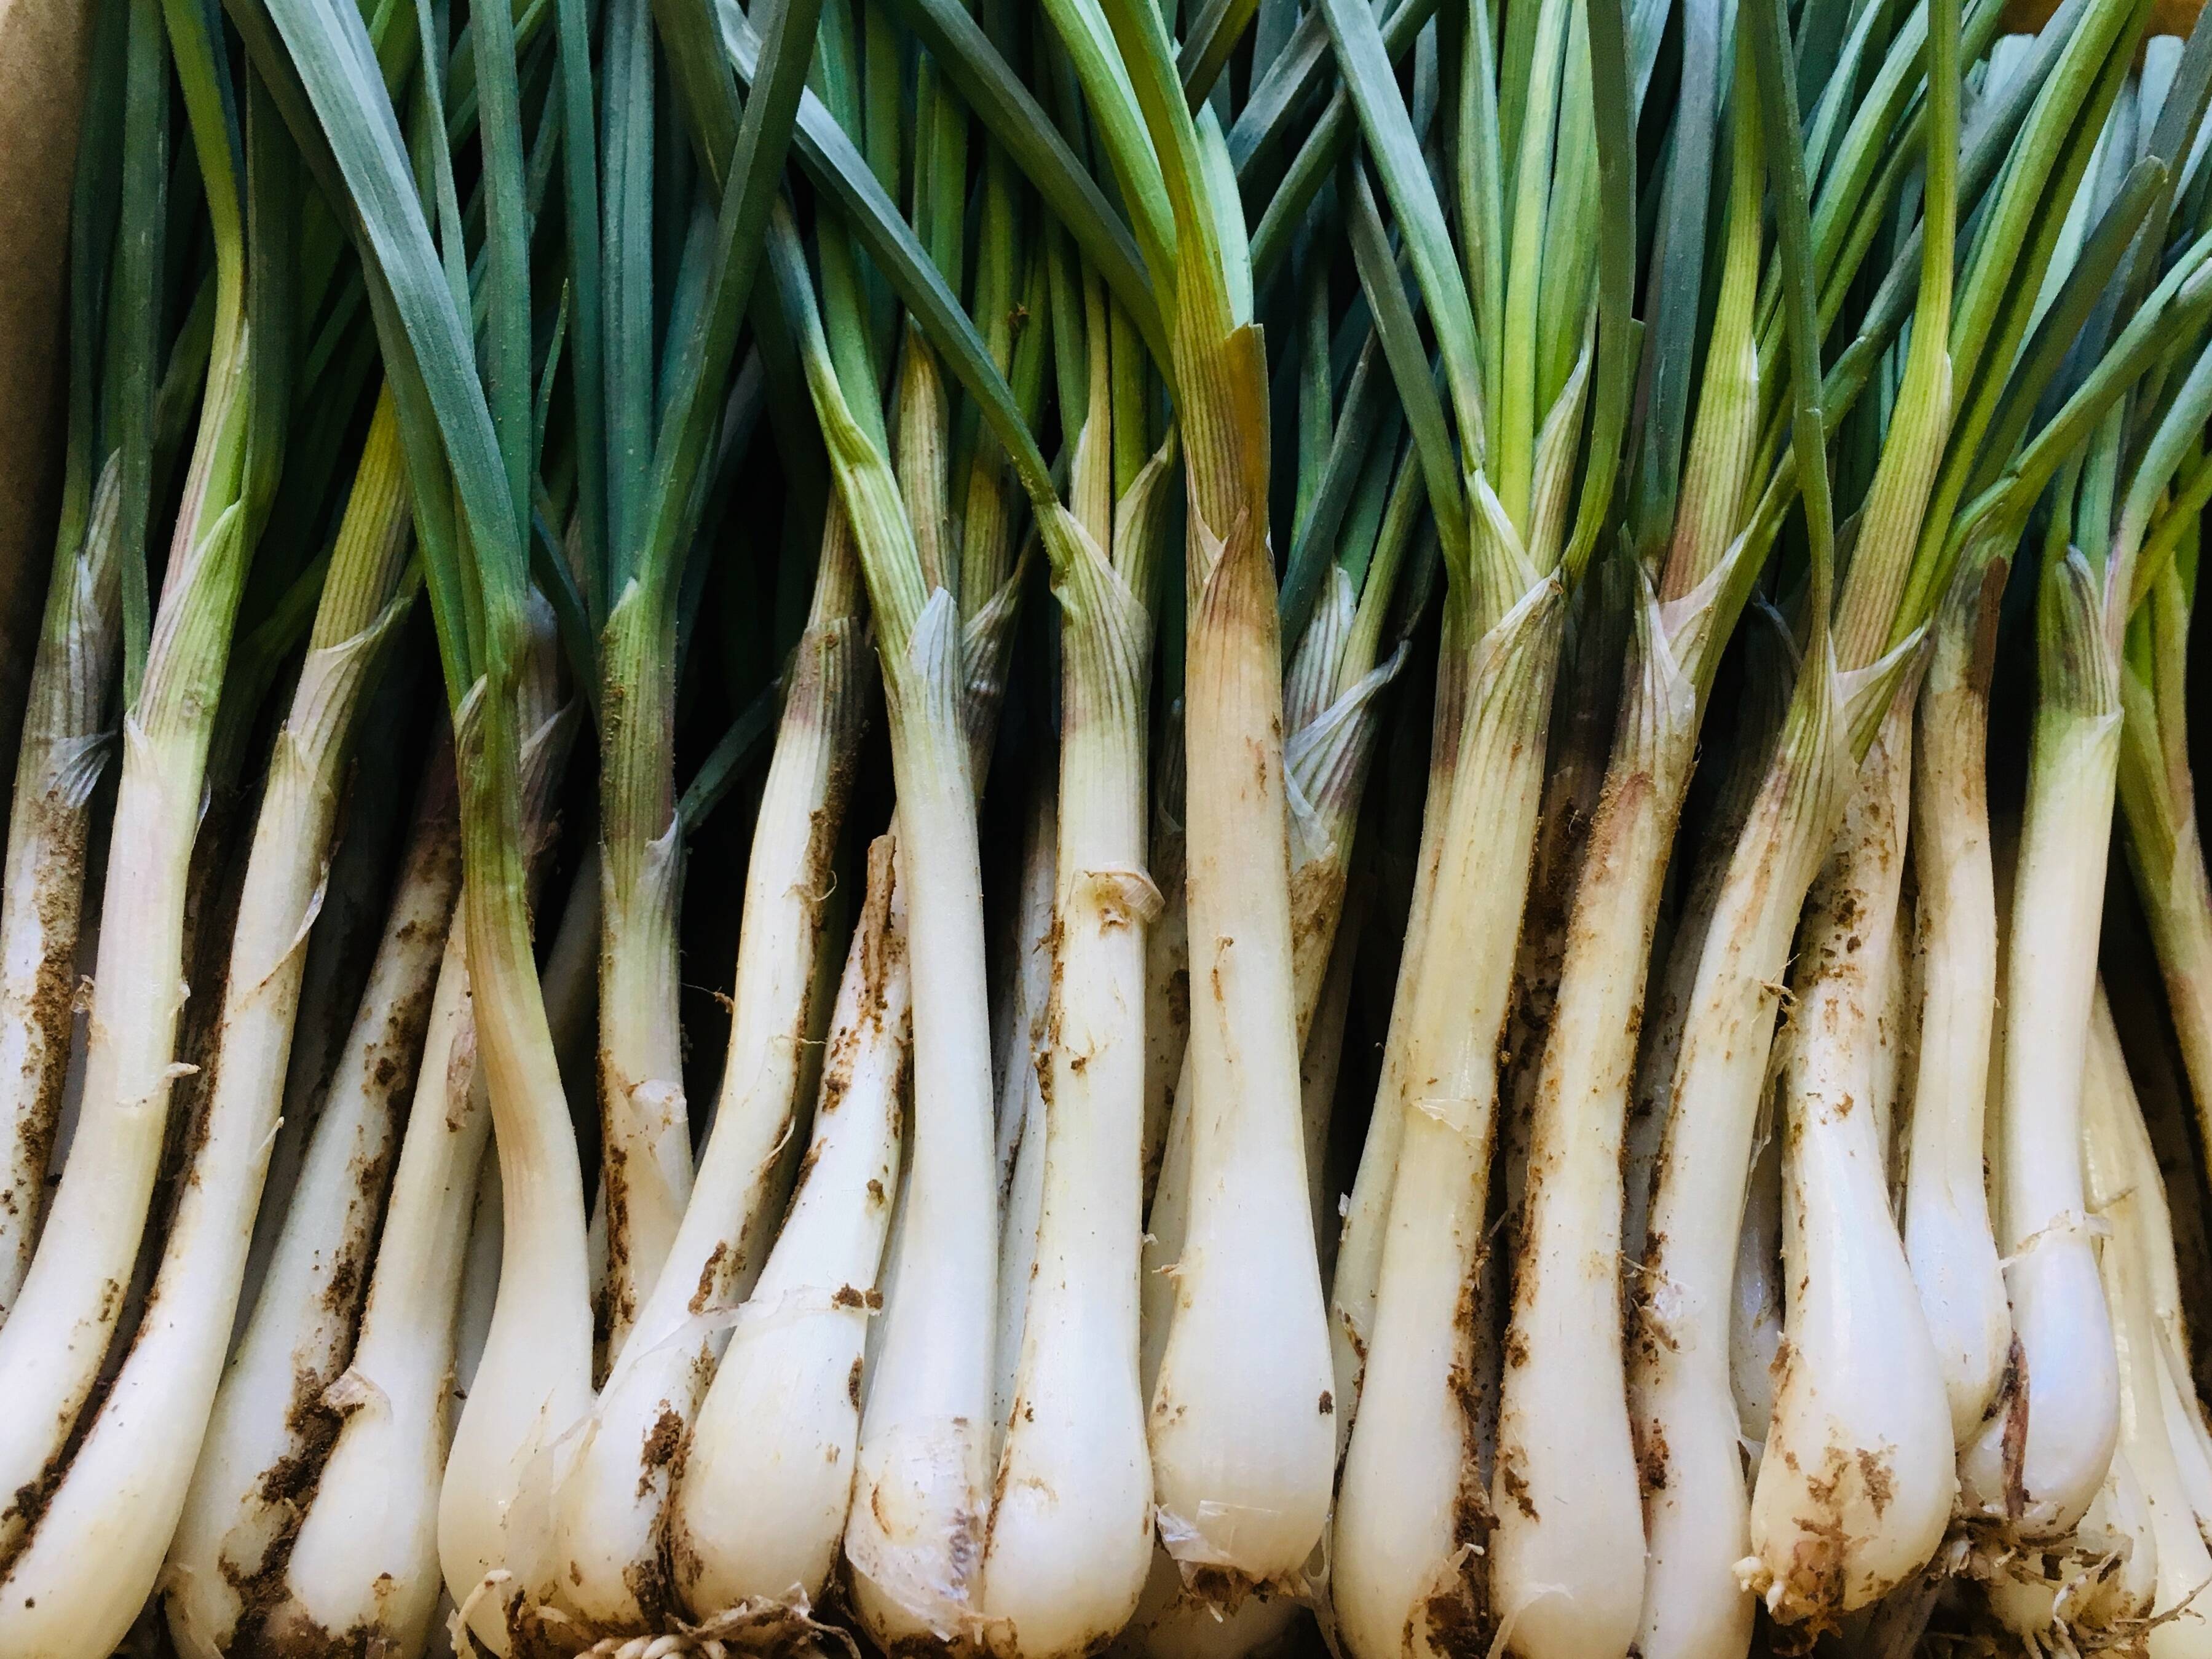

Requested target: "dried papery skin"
[
  {"left": 1732, "top": 1106, "right": 1785, "bottom": 1484},
  {"left": 1139, "top": 720, "right": 1188, "bottom": 1208},
  {"left": 669, "top": 837, "right": 909, "bottom": 1621},
  {"left": 1281, "top": 571, "right": 1399, "bottom": 1275},
  {"left": 1301, "top": 882, "right": 1366, "bottom": 1281},
  {"left": 1985, "top": 1445, "right": 2160, "bottom": 1657},
  {"left": 1107, "top": 1546, "right": 1303, "bottom": 1659},
  {"left": 990, "top": 775, "right": 1057, "bottom": 1449},
  {"left": 1745, "top": 700, "right": 1957, "bottom": 1629},
  {"left": 164, "top": 750, "right": 460, "bottom": 1659}
]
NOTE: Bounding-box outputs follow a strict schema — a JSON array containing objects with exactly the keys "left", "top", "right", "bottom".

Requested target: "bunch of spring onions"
[{"left": 14, "top": 0, "right": 2212, "bottom": 1655}]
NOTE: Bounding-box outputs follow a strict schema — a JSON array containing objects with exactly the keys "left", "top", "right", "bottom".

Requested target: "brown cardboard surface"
[
  {"left": 0, "top": 0, "right": 94, "bottom": 778},
  {"left": 2003, "top": 0, "right": 2206, "bottom": 33}
]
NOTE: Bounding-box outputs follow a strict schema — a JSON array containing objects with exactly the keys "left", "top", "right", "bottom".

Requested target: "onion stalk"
[
  {"left": 1042, "top": 0, "right": 1340, "bottom": 1599},
  {"left": 162, "top": 396, "right": 445, "bottom": 1659},
  {"left": 358, "top": 0, "right": 828, "bottom": 1633},
  {"left": 1625, "top": 608, "right": 1798, "bottom": 1269},
  {"left": 1746, "top": 690, "right": 1957, "bottom": 1626},
  {"left": 238, "top": 0, "right": 601, "bottom": 1642},
  {"left": 1629, "top": 0, "right": 2195, "bottom": 1643},
  {"left": 981, "top": 263, "right": 1175, "bottom": 1659},
  {"left": 574, "top": 0, "right": 701, "bottom": 1356},
  {"left": 0, "top": 210, "right": 440, "bottom": 1659},
  {"left": 557, "top": 0, "right": 1042, "bottom": 1631},
  {"left": 2116, "top": 236, "right": 2212, "bottom": 1221},
  {"left": 1314, "top": 0, "right": 1638, "bottom": 1645},
  {"left": 664, "top": 831, "right": 906, "bottom": 1634},
  {"left": 255, "top": 639, "right": 577, "bottom": 1659},
  {"left": 749, "top": 98, "right": 1100, "bottom": 1629},
  {"left": 1960, "top": 513, "right": 2130, "bottom": 1543},
  {"left": 765, "top": 222, "right": 982, "bottom": 1647},
  {"left": 1964, "top": 175, "right": 2212, "bottom": 1543},
  {"left": 0, "top": 0, "right": 152, "bottom": 1320},
  {"left": 1141, "top": 405, "right": 1423, "bottom": 1414},
  {"left": 1739, "top": 0, "right": 1970, "bottom": 1603},
  {"left": 1488, "top": 25, "right": 1771, "bottom": 1645},
  {"left": 2082, "top": 983, "right": 2212, "bottom": 1657},
  {"left": 34, "top": 1, "right": 2212, "bottom": 1653},
  {"left": 0, "top": 0, "right": 290, "bottom": 1599},
  {"left": 1126, "top": 189, "right": 1420, "bottom": 1659},
  {"left": 237, "top": 650, "right": 433, "bottom": 1334},
  {"left": 1902, "top": 544, "right": 2014, "bottom": 1446}
]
